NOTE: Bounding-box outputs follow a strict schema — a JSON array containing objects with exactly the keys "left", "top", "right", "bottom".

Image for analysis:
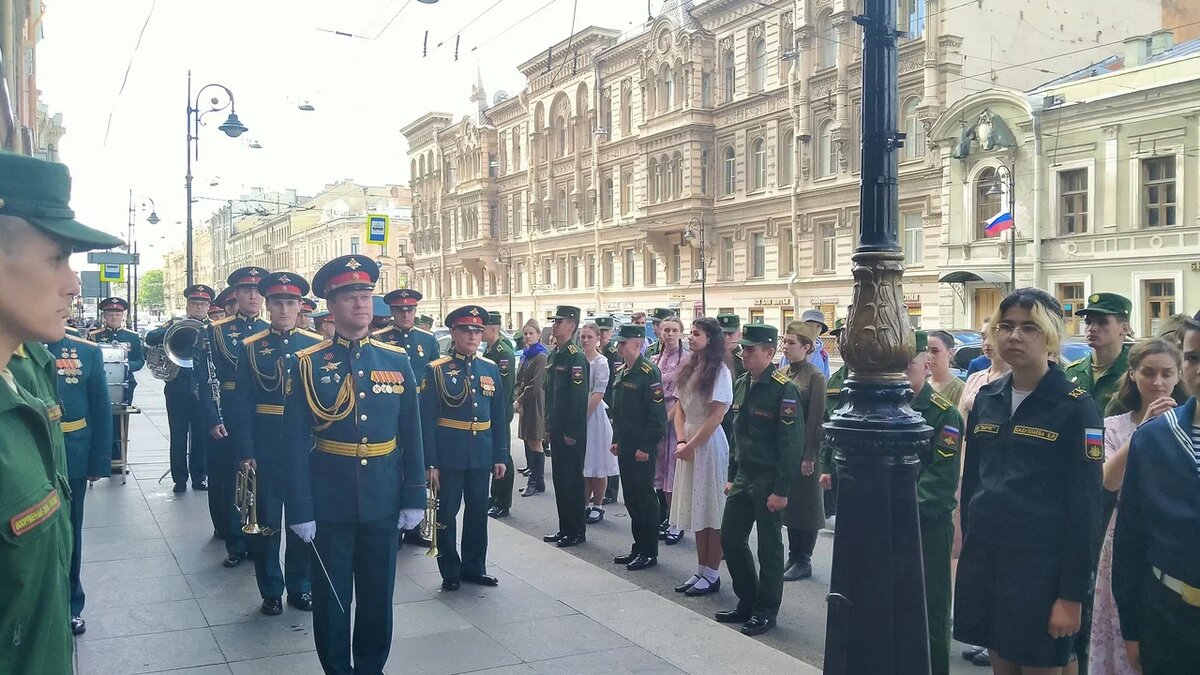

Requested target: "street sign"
[
  {"left": 669, "top": 293, "right": 687, "bottom": 301},
  {"left": 532, "top": 284, "right": 555, "bottom": 291},
  {"left": 366, "top": 213, "right": 390, "bottom": 245},
  {"left": 87, "top": 251, "right": 139, "bottom": 265},
  {"left": 80, "top": 271, "right": 103, "bottom": 299},
  {"left": 99, "top": 263, "right": 126, "bottom": 283}
]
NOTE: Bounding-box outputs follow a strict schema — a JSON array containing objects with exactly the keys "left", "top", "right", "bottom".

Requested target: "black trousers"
[
  {"left": 489, "top": 452, "right": 515, "bottom": 510},
  {"left": 68, "top": 477, "right": 88, "bottom": 617},
  {"left": 165, "top": 380, "right": 206, "bottom": 486},
  {"left": 312, "top": 517, "right": 398, "bottom": 675},
  {"left": 550, "top": 432, "right": 587, "bottom": 538},
  {"left": 249, "top": 466, "right": 310, "bottom": 599},
  {"left": 617, "top": 450, "right": 658, "bottom": 558},
  {"left": 1139, "top": 572, "right": 1200, "bottom": 675},
  {"left": 207, "top": 436, "right": 245, "bottom": 556},
  {"left": 437, "top": 467, "right": 491, "bottom": 581}
]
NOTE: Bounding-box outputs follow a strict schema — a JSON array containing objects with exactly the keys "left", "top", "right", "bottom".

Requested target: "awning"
[{"left": 938, "top": 270, "right": 1010, "bottom": 285}]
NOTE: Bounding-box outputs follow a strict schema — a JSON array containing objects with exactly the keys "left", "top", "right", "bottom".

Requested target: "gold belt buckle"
[
  {"left": 356, "top": 443, "right": 369, "bottom": 458},
  {"left": 1181, "top": 584, "right": 1200, "bottom": 608}
]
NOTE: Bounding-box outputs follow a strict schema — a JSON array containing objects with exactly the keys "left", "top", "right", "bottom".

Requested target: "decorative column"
[{"left": 832, "top": 11, "right": 854, "bottom": 172}]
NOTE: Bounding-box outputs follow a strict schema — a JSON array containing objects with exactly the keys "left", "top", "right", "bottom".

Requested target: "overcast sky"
[{"left": 38, "top": 0, "right": 666, "bottom": 268}]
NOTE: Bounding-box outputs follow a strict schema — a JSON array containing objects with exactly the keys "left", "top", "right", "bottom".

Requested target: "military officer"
[
  {"left": 299, "top": 297, "right": 317, "bottom": 330},
  {"left": 146, "top": 284, "right": 215, "bottom": 493},
  {"left": 716, "top": 324, "right": 804, "bottom": 637},
  {"left": 596, "top": 315, "right": 623, "bottom": 505},
  {"left": 542, "top": 305, "right": 590, "bottom": 548},
  {"left": 312, "top": 310, "right": 335, "bottom": 339},
  {"left": 417, "top": 314, "right": 435, "bottom": 331},
  {"left": 282, "top": 254, "right": 425, "bottom": 675},
  {"left": 207, "top": 290, "right": 229, "bottom": 321},
  {"left": 1066, "top": 292, "right": 1132, "bottom": 417},
  {"left": 609, "top": 324, "right": 667, "bottom": 570},
  {"left": 1, "top": 150, "right": 124, "bottom": 673},
  {"left": 202, "top": 266, "right": 270, "bottom": 568},
  {"left": 371, "top": 295, "right": 392, "bottom": 331},
  {"left": 215, "top": 286, "right": 238, "bottom": 320},
  {"left": 420, "top": 305, "right": 510, "bottom": 589},
  {"left": 906, "top": 331, "right": 964, "bottom": 675},
  {"left": 819, "top": 318, "right": 847, "bottom": 518},
  {"left": 646, "top": 307, "right": 677, "bottom": 357},
  {"left": 90, "top": 296, "right": 145, "bottom": 463},
  {"left": 483, "top": 311, "right": 518, "bottom": 519},
  {"left": 228, "top": 272, "right": 320, "bottom": 615}
]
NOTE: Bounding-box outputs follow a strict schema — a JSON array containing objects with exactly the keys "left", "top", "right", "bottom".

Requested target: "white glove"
[
  {"left": 290, "top": 521, "right": 316, "bottom": 543},
  {"left": 398, "top": 509, "right": 425, "bottom": 531}
]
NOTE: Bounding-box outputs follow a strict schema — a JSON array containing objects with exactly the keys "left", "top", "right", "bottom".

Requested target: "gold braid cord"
[
  {"left": 215, "top": 326, "right": 239, "bottom": 368},
  {"left": 299, "top": 355, "right": 355, "bottom": 432},
  {"left": 247, "top": 345, "right": 282, "bottom": 393},
  {"left": 432, "top": 364, "right": 470, "bottom": 409}
]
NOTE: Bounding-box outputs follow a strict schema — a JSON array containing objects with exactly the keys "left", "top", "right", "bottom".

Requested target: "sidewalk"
[{"left": 73, "top": 374, "right": 817, "bottom": 674}]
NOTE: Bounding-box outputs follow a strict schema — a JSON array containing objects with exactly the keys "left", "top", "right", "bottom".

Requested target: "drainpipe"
[
  {"left": 785, "top": 55, "right": 802, "bottom": 311},
  {"left": 1029, "top": 96, "right": 1045, "bottom": 288},
  {"left": 593, "top": 53, "right": 603, "bottom": 314}
]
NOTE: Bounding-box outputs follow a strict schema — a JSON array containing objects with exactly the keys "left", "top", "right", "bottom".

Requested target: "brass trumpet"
[
  {"left": 235, "top": 465, "right": 275, "bottom": 536},
  {"left": 420, "top": 471, "right": 447, "bottom": 558}
]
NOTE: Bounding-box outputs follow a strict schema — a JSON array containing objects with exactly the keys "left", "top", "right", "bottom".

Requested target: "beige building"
[
  {"left": 403, "top": 0, "right": 1167, "bottom": 332},
  {"left": 932, "top": 31, "right": 1200, "bottom": 337}
]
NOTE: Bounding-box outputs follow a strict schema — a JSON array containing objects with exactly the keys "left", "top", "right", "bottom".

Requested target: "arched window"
[
  {"left": 722, "top": 49, "right": 736, "bottom": 103},
  {"left": 751, "top": 138, "right": 766, "bottom": 190},
  {"left": 817, "top": 12, "right": 836, "bottom": 69},
  {"left": 661, "top": 68, "right": 674, "bottom": 111},
  {"left": 818, "top": 120, "right": 836, "bottom": 178},
  {"left": 779, "top": 128, "right": 795, "bottom": 184},
  {"left": 556, "top": 115, "right": 568, "bottom": 157},
  {"left": 648, "top": 157, "right": 659, "bottom": 203},
  {"left": 700, "top": 149, "right": 711, "bottom": 195},
  {"left": 602, "top": 177, "right": 614, "bottom": 220},
  {"left": 672, "top": 151, "right": 684, "bottom": 198},
  {"left": 975, "top": 167, "right": 1001, "bottom": 238},
  {"left": 723, "top": 145, "right": 736, "bottom": 195},
  {"left": 621, "top": 171, "right": 633, "bottom": 215},
  {"left": 901, "top": 97, "right": 924, "bottom": 160},
  {"left": 660, "top": 154, "right": 671, "bottom": 199},
  {"left": 557, "top": 187, "right": 569, "bottom": 226},
  {"left": 751, "top": 38, "right": 767, "bottom": 93}
]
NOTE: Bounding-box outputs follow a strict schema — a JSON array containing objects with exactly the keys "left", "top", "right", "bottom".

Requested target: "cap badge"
[
  {"left": 277, "top": 275, "right": 291, "bottom": 284},
  {"left": 345, "top": 258, "right": 362, "bottom": 270},
  {"left": 1089, "top": 294, "right": 1100, "bottom": 303}
]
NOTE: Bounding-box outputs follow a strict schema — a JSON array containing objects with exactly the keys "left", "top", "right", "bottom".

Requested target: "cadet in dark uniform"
[
  {"left": 597, "top": 316, "right": 623, "bottom": 505},
  {"left": 646, "top": 307, "right": 676, "bottom": 357},
  {"left": 818, "top": 318, "right": 847, "bottom": 518},
  {"left": 955, "top": 288, "right": 1103, "bottom": 671},
  {"left": 202, "top": 266, "right": 270, "bottom": 568},
  {"left": 90, "top": 296, "right": 145, "bottom": 463},
  {"left": 146, "top": 284, "right": 215, "bottom": 493},
  {"left": 421, "top": 305, "right": 510, "bottom": 589},
  {"left": 483, "top": 311, "right": 518, "bottom": 519},
  {"left": 45, "top": 328, "right": 112, "bottom": 636},
  {"left": 283, "top": 254, "right": 425, "bottom": 675},
  {"left": 228, "top": 272, "right": 320, "bottom": 615},
  {"left": 1066, "top": 292, "right": 1132, "bottom": 417},
  {"left": 609, "top": 324, "right": 667, "bottom": 570},
  {"left": 0, "top": 150, "right": 124, "bottom": 673},
  {"left": 716, "top": 324, "right": 804, "bottom": 637},
  {"left": 542, "top": 305, "right": 590, "bottom": 548},
  {"left": 299, "top": 297, "right": 317, "bottom": 331}
]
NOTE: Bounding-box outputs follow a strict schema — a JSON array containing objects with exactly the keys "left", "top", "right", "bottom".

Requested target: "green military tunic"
[
  {"left": 485, "top": 336, "right": 518, "bottom": 510},
  {"left": 911, "top": 383, "right": 964, "bottom": 675},
  {"left": 544, "top": 339, "right": 590, "bottom": 537},
  {"left": 1064, "top": 343, "right": 1129, "bottom": 418},
  {"left": 611, "top": 355, "right": 667, "bottom": 557},
  {"left": 730, "top": 344, "right": 746, "bottom": 381},
  {"left": 819, "top": 364, "right": 848, "bottom": 474}
]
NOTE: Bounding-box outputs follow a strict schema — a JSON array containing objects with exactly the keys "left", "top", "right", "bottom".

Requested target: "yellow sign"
[
  {"left": 366, "top": 213, "right": 390, "bottom": 245},
  {"left": 99, "top": 263, "right": 125, "bottom": 283}
]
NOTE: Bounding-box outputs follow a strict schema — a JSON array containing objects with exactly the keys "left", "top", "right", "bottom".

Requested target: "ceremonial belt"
[
  {"left": 61, "top": 418, "right": 88, "bottom": 433},
  {"left": 315, "top": 438, "right": 396, "bottom": 458},
  {"left": 436, "top": 418, "right": 491, "bottom": 433},
  {"left": 1154, "top": 566, "right": 1200, "bottom": 607},
  {"left": 255, "top": 404, "right": 284, "bottom": 416},
  {"left": 221, "top": 381, "right": 236, "bottom": 391}
]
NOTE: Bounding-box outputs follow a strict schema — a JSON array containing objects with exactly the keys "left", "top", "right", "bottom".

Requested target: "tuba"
[{"left": 148, "top": 319, "right": 204, "bottom": 381}]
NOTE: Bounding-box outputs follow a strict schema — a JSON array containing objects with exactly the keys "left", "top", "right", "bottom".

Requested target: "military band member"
[
  {"left": 421, "top": 305, "right": 509, "bottom": 589},
  {"left": 312, "top": 310, "right": 335, "bottom": 339},
  {"left": 597, "top": 315, "right": 622, "bottom": 506},
  {"left": 283, "top": 254, "right": 425, "bottom": 675},
  {"left": 215, "top": 286, "right": 238, "bottom": 320},
  {"left": 228, "top": 272, "right": 320, "bottom": 615},
  {"left": 716, "top": 324, "right": 804, "bottom": 637},
  {"left": 299, "top": 297, "right": 317, "bottom": 331},
  {"left": 609, "top": 324, "right": 667, "bottom": 570},
  {"left": 540, "top": 305, "right": 590, "bottom": 547},
  {"left": 483, "top": 311, "right": 518, "bottom": 519},
  {"left": 1066, "top": 292, "right": 1132, "bottom": 417},
  {"left": 146, "top": 284, "right": 215, "bottom": 493},
  {"left": 646, "top": 307, "right": 677, "bottom": 357},
  {"left": 202, "top": 266, "right": 270, "bottom": 568},
  {"left": 90, "top": 296, "right": 145, "bottom": 463}
]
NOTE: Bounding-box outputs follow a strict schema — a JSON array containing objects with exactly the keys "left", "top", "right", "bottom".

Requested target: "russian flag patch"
[{"left": 1085, "top": 428, "right": 1104, "bottom": 461}]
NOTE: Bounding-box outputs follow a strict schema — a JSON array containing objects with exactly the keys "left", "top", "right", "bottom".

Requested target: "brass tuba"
[
  {"left": 235, "top": 465, "right": 275, "bottom": 536},
  {"left": 148, "top": 318, "right": 204, "bottom": 381}
]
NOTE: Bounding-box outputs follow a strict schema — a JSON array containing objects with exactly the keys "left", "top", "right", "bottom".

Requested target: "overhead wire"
[{"left": 102, "top": 0, "right": 158, "bottom": 146}]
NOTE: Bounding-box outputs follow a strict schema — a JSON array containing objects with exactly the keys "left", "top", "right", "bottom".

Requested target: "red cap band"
[
  {"left": 186, "top": 291, "right": 213, "bottom": 301},
  {"left": 235, "top": 274, "right": 263, "bottom": 286},
  {"left": 451, "top": 316, "right": 485, "bottom": 327},
  {"left": 323, "top": 271, "right": 373, "bottom": 294},
  {"left": 264, "top": 284, "right": 302, "bottom": 297}
]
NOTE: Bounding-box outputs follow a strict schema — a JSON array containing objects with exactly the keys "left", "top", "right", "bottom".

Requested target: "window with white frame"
[
  {"left": 723, "top": 145, "right": 736, "bottom": 195},
  {"left": 621, "top": 170, "right": 633, "bottom": 215},
  {"left": 700, "top": 149, "right": 711, "bottom": 195},
  {"left": 975, "top": 167, "right": 1001, "bottom": 239},
  {"left": 1058, "top": 168, "right": 1088, "bottom": 235},
  {"left": 622, "top": 248, "right": 635, "bottom": 286},
  {"left": 648, "top": 157, "right": 659, "bottom": 203},
  {"left": 749, "top": 231, "right": 766, "bottom": 278},
  {"left": 902, "top": 211, "right": 923, "bottom": 265},
  {"left": 817, "top": 12, "right": 836, "bottom": 69},
  {"left": 645, "top": 250, "right": 657, "bottom": 286},
  {"left": 719, "top": 236, "right": 734, "bottom": 279},
  {"left": 722, "top": 48, "right": 736, "bottom": 102},
  {"left": 818, "top": 222, "right": 836, "bottom": 273},
  {"left": 779, "top": 227, "right": 794, "bottom": 275},
  {"left": 751, "top": 138, "right": 766, "bottom": 191},
  {"left": 901, "top": 98, "right": 924, "bottom": 161},
  {"left": 750, "top": 38, "right": 767, "bottom": 93},
  {"left": 817, "top": 120, "right": 835, "bottom": 178},
  {"left": 601, "top": 176, "right": 614, "bottom": 220},
  {"left": 1142, "top": 156, "right": 1177, "bottom": 228},
  {"left": 779, "top": 128, "right": 794, "bottom": 185},
  {"left": 897, "top": 0, "right": 925, "bottom": 39},
  {"left": 603, "top": 251, "right": 614, "bottom": 286},
  {"left": 701, "top": 71, "right": 712, "bottom": 107}
]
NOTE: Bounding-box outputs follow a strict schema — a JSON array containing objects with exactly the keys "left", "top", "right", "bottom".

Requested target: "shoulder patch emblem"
[
  {"left": 651, "top": 381, "right": 664, "bottom": 403},
  {"left": 1068, "top": 387, "right": 1087, "bottom": 399},
  {"left": 937, "top": 426, "right": 961, "bottom": 457},
  {"left": 771, "top": 370, "right": 789, "bottom": 385},
  {"left": 498, "top": 358, "right": 510, "bottom": 375},
  {"left": 571, "top": 365, "right": 584, "bottom": 385},
  {"left": 1085, "top": 428, "right": 1104, "bottom": 461},
  {"left": 780, "top": 397, "right": 798, "bottom": 424},
  {"left": 9, "top": 489, "right": 62, "bottom": 537}
]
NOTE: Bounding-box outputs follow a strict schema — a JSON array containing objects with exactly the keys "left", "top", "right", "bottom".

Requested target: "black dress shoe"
[
  {"left": 971, "top": 650, "right": 992, "bottom": 667},
  {"left": 626, "top": 555, "right": 657, "bottom": 571},
  {"left": 782, "top": 558, "right": 812, "bottom": 581},
  {"left": 193, "top": 480, "right": 208, "bottom": 491},
  {"left": 222, "top": 552, "right": 246, "bottom": 568},
  {"left": 714, "top": 609, "right": 751, "bottom": 624},
  {"left": 287, "top": 592, "right": 313, "bottom": 611},
  {"left": 521, "top": 484, "right": 539, "bottom": 497},
  {"left": 962, "top": 646, "right": 985, "bottom": 660},
  {"left": 664, "top": 530, "right": 683, "bottom": 545},
  {"left": 172, "top": 483, "right": 186, "bottom": 493},
  {"left": 685, "top": 577, "right": 721, "bottom": 596},
  {"left": 740, "top": 616, "right": 776, "bottom": 636},
  {"left": 601, "top": 495, "right": 616, "bottom": 505},
  {"left": 674, "top": 576, "right": 700, "bottom": 593},
  {"left": 586, "top": 507, "right": 604, "bottom": 525},
  {"left": 462, "top": 574, "right": 499, "bottom": 587},
  {"left": 613, "top": 552, "right": 638, "bottom": 565},
  {"left": 487, "top": 506, "right": 510, "bottom": 519},
  {"left": 70, "top": 616, "right": 86, "bottom": 635},
  {"left": 543, "top": 532, "right": 564, "bottom": 543},
  {"left": 556, "top": 534, "right": 585, "bottom": 548},
  {"left": 441, "top": 579, "right": 461, "bottom": 591},
  {"left": 260, "top": 598, "right": 283, "bottom": 616}
]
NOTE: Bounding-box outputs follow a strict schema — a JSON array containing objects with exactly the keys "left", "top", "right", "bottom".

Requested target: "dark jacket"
[
  {"left": 728, "top": 364, "right": 805, "bottom": 496},
  {"left": 610, "top": 355, "right": 667, "bottom": 457}
]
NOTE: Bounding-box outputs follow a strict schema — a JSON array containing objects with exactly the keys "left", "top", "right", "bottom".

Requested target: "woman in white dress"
[
  {"left": 579, "top": 323, "right": 616, "bottom": 524},
  {"left": 669, "top": 317, "right": 734, "bottom": 596}
]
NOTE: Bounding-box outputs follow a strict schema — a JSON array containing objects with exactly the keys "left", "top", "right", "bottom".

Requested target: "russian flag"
[{"left": 984, "top": 211, "right": 1014, "bottom": 237}]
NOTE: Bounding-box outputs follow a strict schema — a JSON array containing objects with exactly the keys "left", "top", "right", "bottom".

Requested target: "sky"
[{"left": 38, "top": 0, "right": 667, "bottom": 269}]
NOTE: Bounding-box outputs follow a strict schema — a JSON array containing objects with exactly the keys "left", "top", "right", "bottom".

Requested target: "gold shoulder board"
[
  {"left": 428, "top": 356, "right": 453, "bottom": 368},
  {"left": 1068, "top": 387, "right": 1087, "bottom": 399},
  {"left": 771, "top": 370, "right": 790, "bottom": 385},
  {"left": 372, "top": 339, "right": 408, "bottom": 355},
  {"left": 295, "top": 339, "right": 332, "bottom": 359},
  {"left": 242, "top": 329, "right": 270, "bottom": 346},
  {"left": 930, "top": 394, "right": 952, "bottom": 411}
]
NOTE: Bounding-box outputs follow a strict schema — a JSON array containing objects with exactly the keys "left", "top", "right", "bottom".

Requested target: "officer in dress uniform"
[
  {"left": 819, "top": 318, "right": 847, "bottom": 520},
  {"left": 646, "top": 307, "right": 677, "bottom": 357},
  {"left": 146, "top": 284, "right": 215, "bottom": 493},
  {"left": 208, "top": 288, "right": 230, "bottom": 322},
  {"left": 1065, "top": 292, "right": 1132, "bottom": 417},
  {"left": 228, "top": 272, "right": 320, "bottom": 616},
  {"left": 483, "top": 311, "right": 518, "bottom": 519},
  {"left": 282, "top": 254, "right": 425, "bottom": 675},
  {"left": 0, "top": 150, "right": 124, "bottom": 674},
  {"left": 609, "top": 324, "right": 667, "bottom": 570},
  {"left": 299, "top": 297, "right": 317, "bottom": 331},
  {"left": 596, "top": 316, "right": 623, "bottom": 506},
  {"left": 370, "top": 296, "right": 391, "bottom": 331},
  {"left": 421, "top": 305, "right": 510, "bottom": 589},
  {"left": 215, "top": 286, "right": 238, "bottom": 320},
  {"left": 716, "top": 323, "right": 804, "bottom": 637},
  {"left": 90, "top": 296, "right": 145, "bottom": 464},
  {"left": 312, "top": 310, "right": 335, "bottom": 339},
  {"left": 541, "top": 305, "right": 590, "bottom": 548},
  {"left": 202, "top": 266, "right": 270, "bottom": 568}
]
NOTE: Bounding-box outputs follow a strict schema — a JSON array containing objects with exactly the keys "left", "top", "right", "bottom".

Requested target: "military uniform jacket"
[
  {"left": 961, "top": 365, "right": 1103, "bottom": 603},
  {"left": 228, "top": 327, "right": 323, "bottom": 464},
  {"left": 484, "top": 338, "right": 517, "bottom": 424},
  {"left": 45, "top": 334, "right": 112, "bottom": 479},
  {"left": 730, "top": 344, "right": 746, "bottom": 381},
  {"left": 283, "top": 335, "right": 425, "bottom": 524},
  {"left": 911, "top": 383, "right": 963, "bottom": 525},
  {"left": 420, "top": 352, "right": 511, "bottom": 470},
  {"left": 544, "top": 339, "right": 589, "bottom": 436},
  {"left": 1065, "top": 343, "right": 1130, "bottom": 418},
  {"left": 1, "top": 344, "right": 73, "bottom": 675},
  {"left": 728, "top": 364, "right": 805, "bottom": 497},
  {"left": 202, "top": 314, "right": 269, "bottom": 429},
  {"left": 601, "top": 340, "right": 621, "bottom": 414},
  {"left": 819, "top": 365, "right": 848, "bottom": 472},
  {"left": 610, "top": 355, "right": 667, "bottom": 457},
  {"left": 372, "top": 325, "right": 440, "bottom": 379},
  {"left": 89, "top": 326, "right": 145, "bottom": 396}
]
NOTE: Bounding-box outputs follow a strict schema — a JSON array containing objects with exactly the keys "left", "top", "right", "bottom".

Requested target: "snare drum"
[{"left": 99, "top": 343, "right": 131, "bottom": 405}]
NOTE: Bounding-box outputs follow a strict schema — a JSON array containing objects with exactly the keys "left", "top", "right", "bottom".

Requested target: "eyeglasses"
[{"left": 994, "top": 322, "right": 1044, "bottom": 338}]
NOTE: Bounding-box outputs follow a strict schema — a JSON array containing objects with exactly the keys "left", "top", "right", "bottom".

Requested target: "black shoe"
[
  {"left": 260, "top": 598, "right": 283, "bottom": 616},
  {"left": 543, "top": 531, "right": 564, "bottom": 543},
  {"left": 586, "top": 507, "right": 604, "bottom": 525},
  {"left": 664, "top": 530, "right": 683, "bottom": 545},
  {"left": 556, "top": 534, "right": 585, "bottom": 548},
  {"left": 487, "top": 506, "right": 510, "bottom": 519},
  {"left": 462, "top": 574, "right": 499, "bottom": 587},
  {"left": 192, "top": 480, "right": 208, "bottom": 491},
  {"left": 613, "top": 552, "right": 638, "bottom": 565},
  {"left": 782, "top": 558, "right": 812, "bottom": 581},
  {"left": 971, "top": 651, "right": 991, "bottom": 667},
  {"left": 441, "top": 579, "right": 461, "bottom": 591},
  {"left": 70, "top": 616, "right": 86, "bottom": 635},
  {"left": 287, "top": 592, "right": 313, "bottom": 611},
  {"left": 521, "top": 484, "right": 540, "bottom": 497},
  {"left": 172, "top": 483, "right": 186, "bottom": 493},
  {"left": 675, "top": 576, "right": 700, "bottom": 593},
  {"left": 658, "top": 521, "right": 669, "bottom": 540},
  {"left": 518, "top": 467, "right": 530, "bottom": 476},
  {"left": 404, "top": 531, "right": 432, "bottom": 548},
  {"left": 685, "top": 577, "right": 721, "bottom": 596},
  {"left": 962, "top": 646, "right": 985, "bottom": 660},
  {"left": 626, "top": 555, "right": 657, "bottom": 571},
  {"left": 601, "top": 495, "right": 616, "bottom": 505},
  {"left": 714, "top": 609, "right": 751, "bottom": 624},
  {"left": 740, "top": 616, "right": 776, "bottom": 636},
  {"left": 222, "top": 552, "right": 246, "bottom": 568}
]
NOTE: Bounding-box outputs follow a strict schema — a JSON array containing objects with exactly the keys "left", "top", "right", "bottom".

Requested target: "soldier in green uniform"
[
  {"left": 90, "top": 296, "right": 145, "bottom": 464},
  {"left": 906, "top": 331, "right": 964, "bottom": 675},
  {"left": 542, "top": 305, "right": 590, "bottom": 548},
  {"left": 819, "top": 318, "right": 847, "bottom": 518},
  {"left": 646, "top": 307, "right": 676, "bottom": 357},
  {"left": 417, "top": 314, "right": 435, "bottom": 331},
  {"left": 597, "top": 315, "right": 623, "bottom": 505},
  {"left": 716, "top": 323, "right": 804, "bottom": 637},
  {"left": 1065, "top": 292, "right": 1132, "bottom": 417},
  {"left": 718, "top": 314, "right": 745, "bottom": 444},
  {"left": 609, "top": 324, "right": 667, "bottom": 570},
  {"left": 484, "top": 311, "right": 518, "bottom": 518},
  {"left": 1, "top": 150, "right": 124, "bottom": 674}
]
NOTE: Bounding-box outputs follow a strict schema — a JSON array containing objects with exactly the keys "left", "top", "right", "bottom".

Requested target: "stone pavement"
[{"left": 73, "top": 374, "right": 817, "bottom": 674}]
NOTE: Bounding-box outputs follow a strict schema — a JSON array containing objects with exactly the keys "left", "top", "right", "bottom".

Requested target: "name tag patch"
[
  {"left": 9, "top": 489, "right": 62, "bottom": 537},
  {"left": 1013, "top": 425, "right": 1059, "bottom": 442},
  {"left": 974, "top": 423, "right": 1000, "bottom": 435},
  {"left": 1085, "top": 428, "right": 1104, "bottom": 461}
]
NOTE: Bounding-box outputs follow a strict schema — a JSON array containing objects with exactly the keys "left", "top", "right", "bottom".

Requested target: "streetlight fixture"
[
  {"left": 185, "top": 70, "right": 248, "bottom": 287},
  {"left": 497, "top": 247, "right": 513, "bottom": 329},
  {"left": 127, "top": 192, "right": 158, "bottom": 328},
  {"left": 682, "top": 215, "right": 707, "bottom": 316},
  {"left": 986, "top": 163, "right": 1017, "bottom": 288}
]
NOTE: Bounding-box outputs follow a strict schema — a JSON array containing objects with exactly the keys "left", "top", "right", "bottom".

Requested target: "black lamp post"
[
  {"left": 497, "top": 247, "right": 513, "bottom": 329},
  {"left": 823, "top": 1, "right": 933, "bottom": 672},
  {"left": 682, "top": 215, "right": 706, "bottom": 316},
  {"left": 986, "top": 163, "right": 1017, "bottom": 288},
  {"left": 185, "top": 70, "right": 247, "bottom": 287},
  {"left": 127, "top": 191, "right": 159, "bottom": 329}
]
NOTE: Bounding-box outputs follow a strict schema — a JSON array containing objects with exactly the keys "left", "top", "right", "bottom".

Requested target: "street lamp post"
[
  {"left": 185, "top": 70, "right": 248, "bottom": 287},
  {"left": 497, "top": 248, "right": 513, "bottom": 329},
  {"left": 682, "top": 216, "right": 706, "bottom": 316},
  {"left": 823, "top": 1, "right": 933, "bottom": 672},
  {"left": 986, "top": 164, "right": 1017, "bottom": 288},
  {"left": 127, "top": 191, "right": 159, "bottom": 328}
]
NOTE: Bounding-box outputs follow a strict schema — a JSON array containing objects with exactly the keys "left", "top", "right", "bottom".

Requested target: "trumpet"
[
  {"left": 420, "top": 470, "right": 447, "bottom": 558},
  {"left": 235, "top": 465, "right": 275, "bottom": 536}
]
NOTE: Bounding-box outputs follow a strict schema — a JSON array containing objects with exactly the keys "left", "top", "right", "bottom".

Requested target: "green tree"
[{"left": 140, "top": 269, "right": 165, "bottom": 313}]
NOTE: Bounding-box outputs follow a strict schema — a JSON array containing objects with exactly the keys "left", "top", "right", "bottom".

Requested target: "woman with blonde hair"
[
  {"left": 653, "top": 316, "right": 687, "bottom": 544},
  {"left": 579, "top": 323, "right": 617, "bottom": 523},
  {"left": 515, "top": 320, "right": 549, "bottom": 497}
]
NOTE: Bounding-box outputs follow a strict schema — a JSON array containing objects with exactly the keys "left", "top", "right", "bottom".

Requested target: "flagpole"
[{"left": 1010, "top": 224, "right": 1016, "bottom": 288}]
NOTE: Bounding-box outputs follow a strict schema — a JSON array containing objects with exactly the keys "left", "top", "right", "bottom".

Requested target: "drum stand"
[{"left": 109, "top": 404, "right": 140, "bottom": 485}]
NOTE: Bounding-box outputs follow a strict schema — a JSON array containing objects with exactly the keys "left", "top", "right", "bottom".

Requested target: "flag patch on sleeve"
[
  {"left": 1085, "top": 428, "right": 1104, "bottom": 461},
  {"left": 781, "top": 398, "right": 797, "bottom": 423},
  {"left": 937, "top": 426, "right": 961, "bottom": 457}
]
